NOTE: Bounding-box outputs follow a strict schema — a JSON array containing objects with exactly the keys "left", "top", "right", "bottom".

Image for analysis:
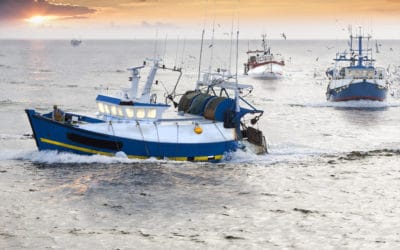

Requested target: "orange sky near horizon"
[
  {"left": 53, "top": 0, "right": 400, "bottom": 21},
  {"left": 1, "top": 0, "right": 400, "bottom": 39}
]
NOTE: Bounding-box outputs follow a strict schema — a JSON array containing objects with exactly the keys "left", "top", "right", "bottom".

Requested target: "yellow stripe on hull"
[
  {"left": 40, "top": 138, "right": 223, "bottom": 162},
  {"left": 40, "top": 138, "right": 114, "bottom": 156},
  {"left": 127, "top": 155, "right": 149, "bottom": 160},
  {"left": 168, "top": 155, "right": 223, "bottom": 162}
]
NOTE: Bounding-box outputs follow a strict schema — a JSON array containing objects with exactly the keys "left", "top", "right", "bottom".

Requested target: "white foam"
[
  {"left": 0, "top": 150, "right": 164, "bottom": 164},
  {"left": 0, "top": 143, "right": 336, "bottom": 165},
  {"left": 115, "top": 151, "right": 128, "bottom": 158},
  {"left": 0, "top": 148, "right": 297, "bottom": 165},
  {"left": 0, "top": 149, "right": 28, "bottom": 161},
  {"left": 227, "top": 142, "right": 325, "bottom": 165},
  {"left": 294, "top": 100, "right": 400, "bottom": 109}
]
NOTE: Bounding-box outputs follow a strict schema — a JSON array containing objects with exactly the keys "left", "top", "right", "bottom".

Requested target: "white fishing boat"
[{"left": 244, "top": 34, "right": 285, "bottom": 79}]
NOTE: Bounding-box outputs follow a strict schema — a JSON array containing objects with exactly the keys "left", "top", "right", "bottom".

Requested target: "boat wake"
[
  {"left": 230, "top": 146, "right": 400, "bottom": 167},
  {"left": 227, "top": 143, "right": 324, "bottom": 164},
  {"left": 2, "top": 145, "right": 399, "bottom": 167},
  {"left": 0, "top": 150, "right": 163, "bottom": 164},
  {"left": 290, "top": 100, "right": 400, "bottom": 109},
  {"left": 1, "top": 146, "right": 315, "bottom": 166}
]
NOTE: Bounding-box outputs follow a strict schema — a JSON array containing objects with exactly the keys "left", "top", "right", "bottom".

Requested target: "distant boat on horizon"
[{"left": 70, "top": 39, "right": 82, "bottom": 47}]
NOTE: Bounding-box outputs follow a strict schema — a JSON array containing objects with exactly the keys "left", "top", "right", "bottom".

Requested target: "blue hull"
[
  {"left": 25, "top": 109, "right": 237, "bottom": 162},
  {"left": 327, "top": 81, "right": 388, "bottom": 102}
]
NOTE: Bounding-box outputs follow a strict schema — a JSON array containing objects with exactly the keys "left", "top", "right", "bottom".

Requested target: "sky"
[{"left": 0, "top": 0, "right": 400, "bottom": 39}]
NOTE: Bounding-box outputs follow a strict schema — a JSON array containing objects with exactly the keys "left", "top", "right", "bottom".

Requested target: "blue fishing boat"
[
  {"left": 25, "top": 58, "right": 267, "bottom": 162},
  {"left": 325, "top": 33, "right": 389, "bottom": 102}
]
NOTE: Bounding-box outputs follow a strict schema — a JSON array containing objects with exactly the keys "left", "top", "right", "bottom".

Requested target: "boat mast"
[
  {"left": 196, "top": 0, "right": 208, "bottom": 89},
  {"left": 349, "top": 24, "right": 353, "bottom": 54},
  {"left": 208, "top": 0, "right": 216, "bottom": 76},
  {"left": 262, "top": 34, "right": 267, "bottom": 52},
  {"left": 140, "top": 60, "right": 159, "bottom": 102},
  {"left": 235, "top": 29, "right": 240, "bottom": 113},
  {"left": 358, "top": 33, "right": 363, "bottom": 67},
  {"left": 162, "top": 34, "right": 168, "bottom": 63},
  {"left": 154, "top": 28, "right": 159, "bottom": 59},
  {"left": 350, "top": 34, "right": 353, "bottom": 53},
  {"left": 180, "top": 38, "right": 186, "bottom": 69},
  {"left": 197, "top": 29, "right": 205, "bottom": 88},
  {"left": 234, "top": 0, "right": 240, "bottom": 113},
  {"left": 127, "top": 66, "right": 143, "bottom": 100},
  {"left": 228, "top": 15, "right": 234, "bottom": 75},
  {"left": 174, "top": 36, "right": 180, "bottom": 68}
]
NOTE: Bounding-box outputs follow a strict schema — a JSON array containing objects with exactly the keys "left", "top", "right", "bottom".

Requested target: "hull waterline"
[{"left": 247, "top": 63, "right": 283, "bottom": 80}]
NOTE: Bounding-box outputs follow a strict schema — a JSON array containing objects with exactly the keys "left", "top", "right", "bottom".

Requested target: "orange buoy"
[{"left": 194, "top": 125, "right": 203, "bottom": 134}]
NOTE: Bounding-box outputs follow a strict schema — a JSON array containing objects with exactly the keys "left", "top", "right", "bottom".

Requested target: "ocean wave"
[
  {"left": 227, "top": 143, "right": 324, "bottom": 165},
  {"left": 0, "top": 133, "right": 32, "bottom": 140},
  {"left": 9, "top": 80, "right": 25, "bottom": 85},
  {"left": 0, "top": 99, "right": 16, "bottom": 105},
  {"left": 333, "top": 149, "right": 400, "bottom": 161}
]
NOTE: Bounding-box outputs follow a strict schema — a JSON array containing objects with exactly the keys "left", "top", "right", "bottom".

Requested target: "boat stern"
[{"left": 242, "top": 126, "right": 268, "bottom": 154}]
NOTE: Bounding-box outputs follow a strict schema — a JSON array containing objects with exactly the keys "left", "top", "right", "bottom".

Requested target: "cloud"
[
  {"left": 0, "top": 0, "right": 96, "bottom": 20},
  {"left": 58, "top": 15, "right": 90, "bottom": 20},
  {"left": 140, "top": 20, "right": 176, "bottom": 28}
]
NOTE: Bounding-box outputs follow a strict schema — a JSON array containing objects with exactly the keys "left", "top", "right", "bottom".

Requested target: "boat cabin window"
[
  {"left": 345, "top": 68, "right": 374, "bottom": 79},
  {"left": 111, "top": 105, "right": 117, "bottom": 116},
  {"left": 104, "top": 104, "right": 110, "bottom": 115},
  {"left": 136, "top": 109, "right": 145, "bottom": 119},
  {"left": 97, "top": 102, "right": 161, "bottom": 120},
  {"left": 125, "top": 107, "right": 134, "bottom": 118},
  {"left": 117, "top": 107, "right": 124, "bottom": 116},
  {"left": 147, "top": 109, "right": 157, "bottom": 118},
  {"left": 97, "top": 103, "right": 105, "bottom": 113}
]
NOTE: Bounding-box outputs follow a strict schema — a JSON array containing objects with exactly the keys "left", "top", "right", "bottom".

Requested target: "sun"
[{"left": 26, "top": 16, "right": 48, "bottom": 25}]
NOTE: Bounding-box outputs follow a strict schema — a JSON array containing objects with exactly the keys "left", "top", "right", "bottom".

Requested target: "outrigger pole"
[
  {"left": 197, "top": 29, "right": 205, "bottom": 87},
  {"left": 234, "top": 0, "right": 240, "bottom": 113},
  {"left": 235, "top": 30, "right": 240, "bottom": 113},
  {"left": 196, "top": 0, "right": 208, "bottom": 89}
]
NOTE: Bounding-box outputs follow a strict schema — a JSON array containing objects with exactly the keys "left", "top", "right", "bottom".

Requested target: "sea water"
[{"left": 1, "top": 39, "right": 400, "bottom": 248}]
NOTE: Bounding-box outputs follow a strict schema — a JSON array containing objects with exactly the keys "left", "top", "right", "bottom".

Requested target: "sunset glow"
[
  {"left": 1, "top": 0, "right": 400, "bottom": 39},
  {"left": 26, "top": 16, "right": 48, "bottom": 25}
]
